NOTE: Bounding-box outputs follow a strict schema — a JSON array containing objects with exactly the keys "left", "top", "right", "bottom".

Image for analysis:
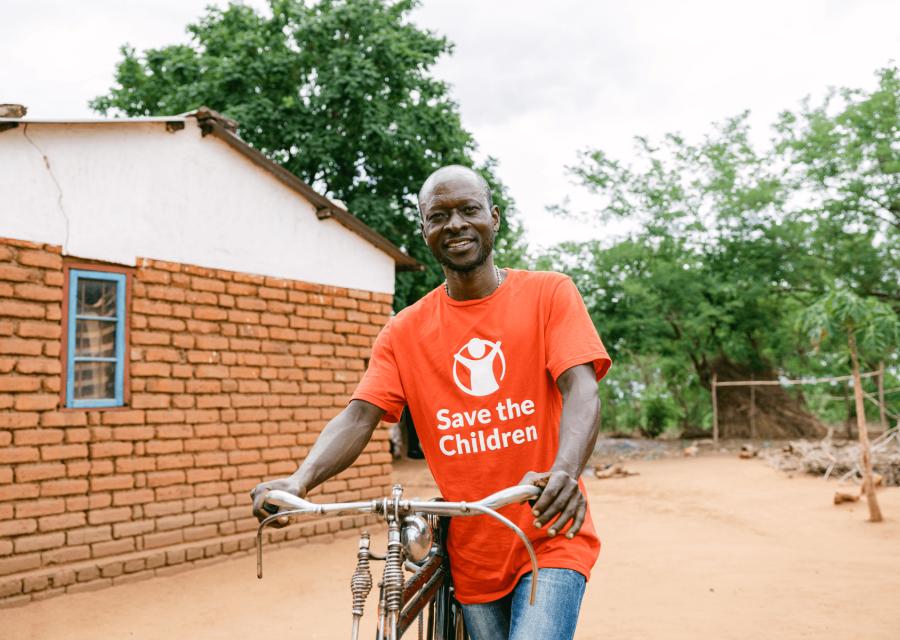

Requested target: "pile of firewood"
[
  {"left": 591, "top": 462, "right": 639, "bottom": 479},
  {"left": 764, "top": 437, "right": 900, "bottom": 486}
]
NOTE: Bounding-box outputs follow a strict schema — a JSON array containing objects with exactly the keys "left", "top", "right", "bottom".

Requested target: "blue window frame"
[{"left": 66, "top": 269, "right": 127, "bottom": 408}]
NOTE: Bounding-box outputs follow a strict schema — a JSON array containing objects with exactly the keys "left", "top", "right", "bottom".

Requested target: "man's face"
[{"left": 419, "top": 173, "right": 500, "bottom": 273}]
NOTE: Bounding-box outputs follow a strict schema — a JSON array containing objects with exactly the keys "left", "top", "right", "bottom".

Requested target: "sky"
[{"left": 2, "top": 0, "right": 898, "bottom": 250}]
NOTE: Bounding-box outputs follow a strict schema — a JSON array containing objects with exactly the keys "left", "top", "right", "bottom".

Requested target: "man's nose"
[{"left": 445, "top": 209, "right": 468, "bottom": 231}]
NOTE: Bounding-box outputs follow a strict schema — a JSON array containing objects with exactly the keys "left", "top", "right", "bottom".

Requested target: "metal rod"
[
  {"left": 404, "top": 485, "right": 541, "bottom": 515},
  {"left": 264, "top": 490, "right": 377, "bottom": 515},
  {"left": 427, "top": 598, "right": 435, "bottom": 640},
  {"left": 466, "top": 504, "right": 540, "bottom": 605},
  {"left": 377, "top": 581, "right": 386, "bottom": 640},
  {"left": 255, "top": 508, "right": 308, "bottom": 578}
]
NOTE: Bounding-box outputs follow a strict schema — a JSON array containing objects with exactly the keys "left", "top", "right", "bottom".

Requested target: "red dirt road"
[{"left": 5, "top": 455, "right": 900, "bottom": 639}]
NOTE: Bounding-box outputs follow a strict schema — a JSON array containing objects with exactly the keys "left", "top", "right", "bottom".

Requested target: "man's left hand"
[{"left": 519, "top": 469, "right": 586, "bottom": 539}]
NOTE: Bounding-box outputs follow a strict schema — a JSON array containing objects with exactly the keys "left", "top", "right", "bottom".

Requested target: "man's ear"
[
  {"left": 417, "top": 203, "right": 427, "bottom": 241},
  {"left": 491, "top": 205, "right": 501, "bottom": 232}
]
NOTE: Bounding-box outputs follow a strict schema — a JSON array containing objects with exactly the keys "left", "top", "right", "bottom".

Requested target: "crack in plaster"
[{"left": 22, "top": 123, "right": 71, "bottom": 253}]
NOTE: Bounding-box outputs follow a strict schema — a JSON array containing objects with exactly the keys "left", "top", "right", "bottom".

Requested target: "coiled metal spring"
[
  {"left": 383, "top": 521, "right": 404, "bottom": 614},
  {"left": 351, "top": 531, "right": 373, "bottom": 616}
]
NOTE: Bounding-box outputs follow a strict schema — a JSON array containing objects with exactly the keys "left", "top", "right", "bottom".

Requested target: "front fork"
[
  {"left": 350, "top": 487, "right": 472, "bottom": 640},
  {"left": 358, "top": 485, "right": 407, "bottom": 640},
  {"left": 348, "top": 523, "right": 410, "bottom": 640}
]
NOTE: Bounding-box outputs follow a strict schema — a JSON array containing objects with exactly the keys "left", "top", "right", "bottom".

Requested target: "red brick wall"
[{"left": 0, "top": 237, "right": 394, "bottom": 605}]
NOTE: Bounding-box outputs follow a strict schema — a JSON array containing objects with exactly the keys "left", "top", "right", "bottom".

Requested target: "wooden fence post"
[
  {"left": 712, "top": 373, "right": 718, "bottom": 444},
  {"left": 750, "top": 382, "right": 756, "bottom": 440}
]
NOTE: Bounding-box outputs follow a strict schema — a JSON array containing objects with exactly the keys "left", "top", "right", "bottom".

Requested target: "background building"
[{"left": 0, "top": 108, "right": 416, "bottom": 604}]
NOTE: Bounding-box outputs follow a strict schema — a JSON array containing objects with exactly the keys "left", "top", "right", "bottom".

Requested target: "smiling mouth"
[{"left": 445, "top": 238, "right": 475, "bottom": 250}]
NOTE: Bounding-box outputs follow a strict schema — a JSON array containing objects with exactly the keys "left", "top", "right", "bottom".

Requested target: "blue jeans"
[{"left": 460, "top": 568, "right": 587, "bottom": 640}]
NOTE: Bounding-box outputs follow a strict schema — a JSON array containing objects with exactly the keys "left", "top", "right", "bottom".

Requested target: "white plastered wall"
[{"left": 0, "top": 120, "right": 396, "bottom": 294}]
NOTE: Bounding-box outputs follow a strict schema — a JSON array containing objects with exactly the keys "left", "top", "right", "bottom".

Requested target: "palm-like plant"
[{"left": 799, "top": 288, "right": 899, "bottom": 522}]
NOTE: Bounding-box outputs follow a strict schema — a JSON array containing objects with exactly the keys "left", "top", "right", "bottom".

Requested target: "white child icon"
[{"left": 452, "top": 337, "right": 506, "bottom": 397}]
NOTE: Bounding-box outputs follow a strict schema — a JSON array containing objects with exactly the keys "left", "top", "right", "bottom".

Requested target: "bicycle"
[{"left": 256, "top": 483, "right": 542, "bottom": 640}]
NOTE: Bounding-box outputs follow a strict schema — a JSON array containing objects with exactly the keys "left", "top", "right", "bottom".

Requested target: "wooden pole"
[
  {"left": 750, "top": 382, "right": 756, "bottom": 440},
  {"left": 878, "top": 361, "right": 888, "bottom": 432},
  {"left": 849, "top": 333, "right": 883, "bottom": 522},
  {"left": 845, "top": 385, "right": 853, "bottom": 440},
  {"left": 712, "top": 373, "right": 718, "bottom": 444}
]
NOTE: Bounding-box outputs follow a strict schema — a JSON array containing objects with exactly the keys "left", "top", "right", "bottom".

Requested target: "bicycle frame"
[{"left": 256, "top": 483, "right": 542, "bottom": 640}]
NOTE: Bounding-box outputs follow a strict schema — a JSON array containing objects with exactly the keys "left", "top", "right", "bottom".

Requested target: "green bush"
[{"left": 641, "top": 396, "right": 674, "bottom": 438}]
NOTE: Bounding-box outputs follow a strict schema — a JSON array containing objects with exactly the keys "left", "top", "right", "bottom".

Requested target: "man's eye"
[{"left": 429, "top": 213, "right": 447, "bottom": 222}]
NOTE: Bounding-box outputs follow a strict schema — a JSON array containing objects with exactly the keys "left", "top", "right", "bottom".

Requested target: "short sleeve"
[
  {"left": 351, "top": 320, "right": 407, "bottom": 423},
  {"left": 544, "top": 276, "right": 612, "bottom": 382}
]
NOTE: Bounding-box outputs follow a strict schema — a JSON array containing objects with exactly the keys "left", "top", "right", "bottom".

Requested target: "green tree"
[
  {"left": 545, "top": 116, "right": 823, "bottom": 437},
  {"left": 546, "top": 66, "right": 899, "bottom": 437},
  {"left": 773, "top": 65, "right": 900, "bottom": 433},
  {"left": 774, "top": 65, "right": 899, "bottom": 309},
  {"left": 91, "top": 0, "right": 526, "bottom": 308},
  {"left": 799, "top": 288, "right": 900, "bottom": 522}
]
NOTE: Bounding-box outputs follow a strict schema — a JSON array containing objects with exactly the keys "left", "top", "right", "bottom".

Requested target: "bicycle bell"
[{"left": 400, "top": 515, "right": 432, "bottom": 562}]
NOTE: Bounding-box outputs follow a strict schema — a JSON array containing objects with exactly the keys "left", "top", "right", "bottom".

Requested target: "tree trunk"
[{"left": 848, "top": 333, "right": 883, "bottom": 522}]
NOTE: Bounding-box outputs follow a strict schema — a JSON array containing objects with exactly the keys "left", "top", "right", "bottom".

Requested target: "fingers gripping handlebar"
[{"left": 256, "top": 484, "right": 543, "bottom": 605}]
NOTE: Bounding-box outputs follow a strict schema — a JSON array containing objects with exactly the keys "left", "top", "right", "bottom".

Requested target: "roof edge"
[
  {"left": 189, "top": 107, "right": 421, "bottom": 272},
  {"left": 0, "top": 116, "right": 187, "bottom": 124}
]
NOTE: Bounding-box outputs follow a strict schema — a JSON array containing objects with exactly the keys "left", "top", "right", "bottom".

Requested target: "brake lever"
[{"left": 256, "top": 508, "right": 306, "bottom": 579}]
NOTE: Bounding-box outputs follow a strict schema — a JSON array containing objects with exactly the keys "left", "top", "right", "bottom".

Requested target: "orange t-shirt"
[{"left": 352, "top": 269, "right": 611, "bottom": 604}]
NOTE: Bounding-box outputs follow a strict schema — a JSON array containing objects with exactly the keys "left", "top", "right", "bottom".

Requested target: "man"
[{"left": 251, "top": 165, "right": 610, "bottom": 639}]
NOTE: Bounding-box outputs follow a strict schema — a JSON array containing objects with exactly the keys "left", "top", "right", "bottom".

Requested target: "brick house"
[{"left": 0, "top": 108, "right": 418, "bottom": 605}]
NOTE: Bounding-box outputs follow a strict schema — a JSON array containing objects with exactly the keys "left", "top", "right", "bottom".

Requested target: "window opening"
[{"left": 66, "top": 269, "right": 127, "bottom": 407}]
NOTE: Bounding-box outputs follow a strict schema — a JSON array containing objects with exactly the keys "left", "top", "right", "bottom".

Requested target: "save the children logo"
[{"left": 452, "top": 337, "right": 506, "bottom": 396}]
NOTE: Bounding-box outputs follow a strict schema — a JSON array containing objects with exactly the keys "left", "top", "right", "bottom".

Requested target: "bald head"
[{"left": 417, "top": 165, "right": 494, "bottom": 215}]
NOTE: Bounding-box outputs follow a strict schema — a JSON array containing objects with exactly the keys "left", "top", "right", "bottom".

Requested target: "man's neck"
[{"left": 444, "top": 259, "right": 503, "bottom": 301}]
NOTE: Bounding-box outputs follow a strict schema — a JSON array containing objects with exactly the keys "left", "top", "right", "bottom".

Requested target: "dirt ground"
[{"left": 5, "top": 453, "right": 900, "bottom": 639}]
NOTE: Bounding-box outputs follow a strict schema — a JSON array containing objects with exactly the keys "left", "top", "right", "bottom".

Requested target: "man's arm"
[
  {"left": 521, "top": 363, "right": 600, "bottom": 538},
  {"left": 250, "top": 399, "right": 385, "bottom": 523}
]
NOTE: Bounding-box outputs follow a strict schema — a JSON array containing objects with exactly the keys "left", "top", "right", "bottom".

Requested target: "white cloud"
[{"left": 413, "top": 0, "right": 900, "bottom": 249}]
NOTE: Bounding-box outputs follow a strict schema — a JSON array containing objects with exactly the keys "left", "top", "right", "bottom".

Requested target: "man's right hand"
[{"left": 251, "top": 475, "right": 306, "bottom": 527}]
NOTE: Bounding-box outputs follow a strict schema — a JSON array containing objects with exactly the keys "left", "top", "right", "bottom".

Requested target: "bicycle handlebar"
[
  {"left": 263, "top": 483, "right": 541, "bottom": 518},
  {"left": 257, "top": 484, "right": 544, "bottom": 605}
]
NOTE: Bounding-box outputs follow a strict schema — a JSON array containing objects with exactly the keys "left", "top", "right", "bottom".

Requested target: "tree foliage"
[
  {"left": 799, "top": 288, "right": 900, "bottom": 362},
  {"left": 546, "top": 66, "right": 899, "bottom": 435},
  {"left": 91, "top": 0, "right": 526, "bottom": 309},
  {"left": 775, "top": 66, "right": 899, "bottom": 305}
]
